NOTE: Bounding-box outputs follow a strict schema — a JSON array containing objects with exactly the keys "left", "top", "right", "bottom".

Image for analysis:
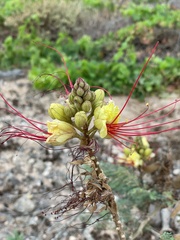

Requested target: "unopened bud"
[
  {"left": 64, "top": 105, "right": 76, "bottom": 118},
  {"left": 48, "top": 103, "right": 67, "bottom": 121},
  {"left": 76, "top": 87, "right": 84, "bottom": 97},
  {"left": 139, "top": 149, "right": 144, "bottom": 155},
  {"left": 90, "top": 92, "right": 96, "bottom": 101},
  {"left": 74, "top": 102, "right": 81, "bottom": 111},
  {"left": 92, "top": 100, "right": 103, "bottom": 109},
  {"left": 74, "top": 111, "right": 88, "bottom": 129},
  {"left": 84, "top": 84, "right": 90, "bottom": 91},
  {"left": 141, "top": 137, "right": 149, "bottom": 148},
  {"left": 82, "top": 100, "right": 92, "bottom": 112},
  {"left": 79, "top": 79, "right": 85, "bottom": 88},
  {"left": 124, "top": 147, "right": 130, "bottom": 156},
  {"left": 83, "top": 91, "right": 92, "bottom": 101},
  {"left": 144, "top": 148, "right": 152, "bottom": 157},
  {"left": 94, "top": 89, "right": 105, "bottom": 102},
  {"left": 74, "top": 96, "right": 83, "bottom": 104},
  {"left": 68, "top": 93, "right": 74, "bottom": 104}
]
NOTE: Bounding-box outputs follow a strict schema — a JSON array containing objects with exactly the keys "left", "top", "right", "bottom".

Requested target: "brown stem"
[
  {"left": 88, "top": 150, "right": 126, "bottom": 240},
  {"left": 108, "top": 195, "right": 126, "bottom": 240}
]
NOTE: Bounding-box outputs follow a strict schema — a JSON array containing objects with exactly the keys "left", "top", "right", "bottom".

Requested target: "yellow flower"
[
  {"left": 141, "top": 136, "right": 150, "bottom": 148},
  {"left": 94, "top": 101, "right": 120, "bottom": 138},
  {"left": 46, "top": 120, "right": 77, "bottom": 145},
  {"left": 127, "top": 151, "right": 143, "bottom": 167}
]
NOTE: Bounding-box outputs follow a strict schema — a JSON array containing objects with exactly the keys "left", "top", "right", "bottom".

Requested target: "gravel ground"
[{"left": 0, "top": 77, "right": 180, "bottom": 240}]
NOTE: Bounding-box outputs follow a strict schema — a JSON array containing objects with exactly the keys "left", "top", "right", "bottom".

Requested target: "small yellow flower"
[
  {"left": 141, "top": 136, "right": 150, "bottom": 148},
  {"left": 94, "top": 101, "right": 120, "bottom": 138},
  {"left": 46, "top": 120, "right": 77, "bottom": 145},
  {"left": 127, "top": 151, "right": 143, "bottom": 167}
]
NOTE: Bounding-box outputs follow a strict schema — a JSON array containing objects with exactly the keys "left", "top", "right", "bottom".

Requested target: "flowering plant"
[{"left": 0, "top": 42, "right": 179, "bottom": 239}]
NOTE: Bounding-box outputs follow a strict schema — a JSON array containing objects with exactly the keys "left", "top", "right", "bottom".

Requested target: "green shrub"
[{"left": 6, "top": 231, "right": 24, "bottom": 240}]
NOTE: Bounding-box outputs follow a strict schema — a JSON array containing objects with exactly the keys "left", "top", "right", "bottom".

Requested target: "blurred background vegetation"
[{"left": 0, "top": 0, "right": 179, "bottom": 98}]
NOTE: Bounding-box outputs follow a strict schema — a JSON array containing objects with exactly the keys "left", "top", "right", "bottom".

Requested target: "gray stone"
[{"left": 14, "top": 195, "right": 35, "bottom": 214}]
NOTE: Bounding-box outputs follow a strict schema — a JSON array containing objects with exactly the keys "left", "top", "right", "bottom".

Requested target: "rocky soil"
[{"left": 0, "top": 76, "right": 180, "bottom": 240}]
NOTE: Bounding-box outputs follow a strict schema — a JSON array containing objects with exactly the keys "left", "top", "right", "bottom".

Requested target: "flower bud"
[
  {"left": 74, "top": 111, "right": 88, "bottom": 129},
  {"left": 90, "top": 92, "right": 96, "bottom": 101},
  {"left": 79, "top": 79, "right": 85, "bottom": 88},
  {"left": 92, "top": 100, "right": 103, "bottom": 109},
  {"left": 94, "top": 89, "right": 105, "bottom": 102},
  {"left": 124, "top": 147, "right": 130, "bottom": 156},
  {"left": 139, "top": 149, "right": 144, "bottom": 155},
  {"left": 83, "top": 91, "right": 92, "bottom": 101},
  {"left": 48, "top": 103, "right": 67, "bottom": 121},
  {"left": 76, "top": 87, "right": 84, "bottom": 97},
  {"left": 141, "top": 137, "right": 149, "bottom": 148},
  {"left": 81, "top": 100, "right": 92, "bottom": 113},
  {"left": 84, "top": 83, "right": 90, "bottom": 91},
  {"left": 74, "top": 102, "right": 81, "bottom": 111},
  {"left": 68, "top": 93, "right": 74, "bottom": 104},
  {"left": 73, "top": 82, "right": 79, "bottom": 90},
  {"left": 144, "top": 148, "right": 152, "bottom": 157},
  {"left": 74, "top": 96, "right": 83, "bottom": 104},
  {"left": 64, "top": 105, "right": 76, "bottom": 118}
]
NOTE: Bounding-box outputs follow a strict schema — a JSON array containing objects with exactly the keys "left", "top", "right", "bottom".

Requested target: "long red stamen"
[
  {"left": 0, "top": 93, "right": 48, "bottom": 144},
  {"left": 112, "top": 41, "right": 159, "bottom": 124},
  {"left": 107, "top": 99, "right": 180, "bottom": 140},
  {"left": 0, "top": 93, "right": 46, "bottom": 133}
]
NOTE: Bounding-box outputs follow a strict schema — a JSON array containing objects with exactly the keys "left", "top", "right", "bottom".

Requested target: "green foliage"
[
  {"left": 6, "top": 231, "right": 24, "bottom": 240},
  {"left": 121, "top": 3, "right": 180, "bottom": 28},
  {"left": 0, "top": 0, "right": 179, "bottom": 98},
  {"left": 101, "top": 163, "right": 163, "bottom": 223},
  {"left": 160, "top": 232, "right": 175, "bottom": 240}
]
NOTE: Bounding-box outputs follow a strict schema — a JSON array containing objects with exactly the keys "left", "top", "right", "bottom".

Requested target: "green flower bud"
[
  {"left": 68, "top": 93, "right": 74, "bottom": 104},
  {"left": 79, "top": 80, "right": 85, "bottom": 88},
  {"left": 83, "top": 91, "right": 92, "bottom": 101},
  {"left": 124, "top": 147, "right": 131, "bottom": 156},
  {"left": 94, "top": 89, "right": 105, "bottom": 102},
  {"left": 144, "top": 148, "right": 152, "bottom": 157},
  {"left": 74, "top": 96, "right": 83, "bottom": 104},
  {"left": 74, "top": 102, "right": 81, "bottom": 110},
  {"left": 48, "top": 103, "right": 67, "bottom": 121},
  {"left": 76, "top": 87, "right": 84, "bottom": 97},
  {"left": 139, "top": 149, "right": 144, "bottom": 155},
  {"left": 90, "top": 92, "right": 96, "bottom": 101},
  {"left": 82, "top": 100, "right": 92, "bottom": 112},
  {"left": 73, "top": 82, "right": 79, "bottom": 90},
  {"left": 74, "top": 111, "right": 88, "bottom": 129},
  {"left": 64, "top": 105, "right": 77, "bottom": 118},
  {"left": 84, "top": 84, "right": 90, "bottom": 91},
  {"left": 92, "top": 100, "right": 103, "bottom": 109}
]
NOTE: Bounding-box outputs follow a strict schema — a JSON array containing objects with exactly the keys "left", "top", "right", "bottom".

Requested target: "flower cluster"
[{"left": 119, "top": 136, "right": 154, "bottom": 167}]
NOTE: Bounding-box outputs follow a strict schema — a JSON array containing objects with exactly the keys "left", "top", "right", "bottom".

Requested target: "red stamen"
[
  {"left": 0, "top": 93, "right": 48, "bottom": 144},
  {"left": 107, "top": 99, "right": 180, "bottom": 140},
  {"left": 112, "top": 41, "right": 159, "bottom": 124}
]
